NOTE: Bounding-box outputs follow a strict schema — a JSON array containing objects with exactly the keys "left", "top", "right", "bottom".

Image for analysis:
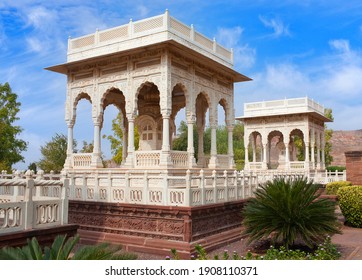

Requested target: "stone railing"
[
  {"left": 243, "top": 97, "right": 325, "bottom": 118},
  {"left": 170, "top": 151, "right": 188, "bottom": 168},
  {"left": 72, "top": 153, "right": 92, "bottom": 168},
  {"left": 248, "top": 162, "right": 263, "bottom": 170},
  {"left": 217, "top": 155, "right": 230, "bottom": 169},
  {"left": 0, "top": 171, "right": 68, "bottom": 235},
  {"left": 135, "top": 151, "right": 161, "bottom": 167},
  {"left": 67, "top": 11, "right": 233, "bottom": 66},
  {"left": 311, "top": 170, "right": 347, "bottom": 184},
  {"left": 289, "top": 161, "right": 307, "bottom": 170},
  {"left": 240, "top": 170, "right": 347, "bottom": 185},
  {"left": 66, "top": 169, "right": 258, "bottom": 207}
]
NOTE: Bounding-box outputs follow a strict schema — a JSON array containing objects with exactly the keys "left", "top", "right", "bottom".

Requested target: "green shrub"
[
  {"left": 326, "top": 166, "right": 346, "bottom": 172},
  {"left": 337, "top": 186, "right": 362, "bottom": 228},
  {"left": 242, "top": 177, "right": 341, "bottom": 249},
  {"left": 326, "top": 181, "right": 352, "bottom": 195},
  {"left": 168, "top": 237, "right": 341, "bottom": 260}
]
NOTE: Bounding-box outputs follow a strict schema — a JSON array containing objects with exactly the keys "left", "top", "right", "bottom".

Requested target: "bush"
[
  {"left": 242, "top": 177, "right": 341, "bottom": 249},
  {"left": 326, "top": 166, "right": 346, "bottom": 172},
  {"left": 168, "top": 237, "right": 341, "bottom": 260},
  {"left": 326, "top": 181, "right": 352, "bottom": 195},
  {"left": 337, "top": 186, "right": 362, "bottom": 228}
]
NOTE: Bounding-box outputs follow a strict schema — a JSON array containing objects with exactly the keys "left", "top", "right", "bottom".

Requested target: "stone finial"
[
  {"left": 37, "top": 170, "right": 45, "bottom": 180},
  {"left": 25, "top": 170, "right": 33, "bottom": 178},
  {"left": 14, "top": 170, "right": 21, "bottom": 178}
]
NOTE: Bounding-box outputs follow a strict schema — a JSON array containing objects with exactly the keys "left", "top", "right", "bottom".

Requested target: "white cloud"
[
  {"left": 259, "top": 15, "right": 290, "bottom": 37},
  {"left": 0, "top": 22, "right": 6, "bottom": 49},
  {"left": 329, "top": 39, "right": 350, "bottom": 53},
  {"left": 26, "top": 6, "right": 57, "bottom": 31},
  {"left": 236, "top": 41, "right": 362, "bottom": 130},
  {"left": 26, "top": 37, "right": 43, "bottom": 52},
  {"left": 216, "top": 26, "right": 243, "bottom": 47},
  {"left": 216, "top": 26, "right": 256, "bottom": 68},
  {"left": 136, "top": 5, "right": 149, "bottom": 18}
]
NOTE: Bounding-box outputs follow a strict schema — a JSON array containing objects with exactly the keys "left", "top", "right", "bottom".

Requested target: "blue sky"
[{"left": 1, "top": 0, "right": 362, "bottom": 170}]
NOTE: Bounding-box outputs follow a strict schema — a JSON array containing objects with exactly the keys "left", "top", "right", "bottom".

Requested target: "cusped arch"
[
  {"left": 268, "top": 130, "right": 284, "bottom": 142},
  {"left": 134, "top": 80, "right": 161, "bottom": 112},
  {"left": 100, "top": 87, "right": 127, "bottom": 128},
  {"left": 195, "top": 91, "right": 211, "bottom": 108},
  {"left": 71, "top": 92, "right": 92, "bottom": 124},
  {"left": 172, "top": 82, "right": 189, "bottom": 104},
  {"left": 289, "top": 128, "right": 304, "bottom": 139},
  {"left": 218, "top": 97, "right": 231, "bottom": 125}
]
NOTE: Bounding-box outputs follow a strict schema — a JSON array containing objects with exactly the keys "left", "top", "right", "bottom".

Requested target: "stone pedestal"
[
  {"left": 345, "top": 151, "right": 362, "bottom": 185},
  {"left": 69, "top": 200, "right": 246, "bottom": 258}
]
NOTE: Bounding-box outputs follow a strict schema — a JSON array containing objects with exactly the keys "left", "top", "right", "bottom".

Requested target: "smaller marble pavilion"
[{"left": 237, "top": 97, "right": 331, "bottom": 172}]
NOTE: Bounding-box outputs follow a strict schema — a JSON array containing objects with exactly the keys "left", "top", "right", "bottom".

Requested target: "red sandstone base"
[{"left": 69, "top": 200, "right": 247, "bottom": 258}]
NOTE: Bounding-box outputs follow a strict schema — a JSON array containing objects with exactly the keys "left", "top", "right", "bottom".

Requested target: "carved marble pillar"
[
  {"left": 262, "top": 139, "right": 268, "bottom": 170},
  {"left": 64, "top": 122, "right": 74, "bottom": 169},
  {"left": 125, "top": 115, "right": 135, "bottom": 167},
  {"left": 91, "top": 120, "right": 103, "bottom": 168},
  {"left": 197, "top": 126, "right": 205, "bottom": 167},
  {"left": 321, "top": 133, "right": 326, "bottom": 170},
  {"left": 305, "top": 142, "right": 310, "bottom": 170},
  {"left": 316, "top": 132, "right": 321, "bottom": 170},
  {"left": 187, "top": 115, "right": 197, "bottom": 168},
  {"left": 122, "top": 128, "right": 128, "bottom": 165},
  {"left": 208, "top": 123, "right": 218, "bottom": 169},
  {"left": 251, "top": 135, "right": 256, "bottom": 163},
  {"left": 160, "top": 110, "right": 172, "bottom": 167},
  {"left": 284, "top": 142, "right": 290, "bottom": 170},
  {"left": 311, "top": 130, "right": 315, "bottom": 170}
]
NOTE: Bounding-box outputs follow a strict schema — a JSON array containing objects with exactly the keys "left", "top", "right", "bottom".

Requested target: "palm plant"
[
  {"left": 0, "top": 234, "right": 137, "bottom": 260},
  {"left": 242, "top": 177, "right": 341, "bottom": 249}
]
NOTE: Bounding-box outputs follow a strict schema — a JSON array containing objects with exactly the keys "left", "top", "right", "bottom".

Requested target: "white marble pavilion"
[
  {"left": 47, "top": 10, "right": 251, "bottom": 172},
  {"left": 236, "top": 97, "right": 332, "bottom": 171}
]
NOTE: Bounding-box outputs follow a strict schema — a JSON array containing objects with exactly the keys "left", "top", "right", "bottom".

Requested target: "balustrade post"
[
  {"left": 185, "top": 170, "right": 191, "bottom": 206},
  {"left": 24, "top": 171, "right": 34, "bottom": 230},
  {"left": 212, "top": 170, "right": 217, "bottom": 203},
  {"left": 93, "top": 171, "right": 99, "bottom": 201},
  {"left": 35, "top": 170, "right": 44, "bottom": 198},
  {"left": 235, "top": 170, "right": 240, "bottom": 200},
  {"left": 61, "top": 177, "right": 69, "bottom": 225},
  {"left": 143, "top": 171, "right": 149, "bottom": 204},
  {"left": 200, "top": 169, "right": 205, "bottom": 205},
  {"left": 12, "top": 171, "right": 21, "bottom": 202},
  {"left": 125, "top": 171, "right": 130, "bottom": 203},
  {"left": 106, "top": 171, "right": 111, "bottom": 202},
  {"left": 69, "top": 173, "right": 75, "bottom": 200},
  {"left": 82, "top": 173, "right": 87, "bottom": 200},
  {"left": 224, "top": 170, "right": 229, "bottom": 202},
  {"left": 187, "top": 116, "right": 197, "bottom": 168},
  {"left": 208, "top": 124, "right": 218, "bottom": 169},
  {"left": 240, "top": 170, "right": 245, "bottom": 199},
  {"left": 162, "top": 171, "right": 168, "bottom": 206}
]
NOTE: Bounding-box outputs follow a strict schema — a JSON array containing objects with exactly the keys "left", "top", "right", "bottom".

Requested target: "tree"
[
  {"left": 0, "top": 82, "right": 27, "bottom": 171},
  {"left": 242, "top": 177, "right": 341, "bottom": 249},
  {"left": 0, "top": 234, "right": 137, "bottom": 260},
  {"left": 38, "top": 133, "right": 76, "bottom": 173},
  {"left": 27, "top": 162, "right": 37, "bottom": 173},
  {"left": 103, "top": 113, "right": 139, "bottom": 164},
  {"left": 80, "top": 141, "right": 94, "bottom": 153},
  {"left": 233, "top": 122, "right": 245, "bottom": 170}
]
